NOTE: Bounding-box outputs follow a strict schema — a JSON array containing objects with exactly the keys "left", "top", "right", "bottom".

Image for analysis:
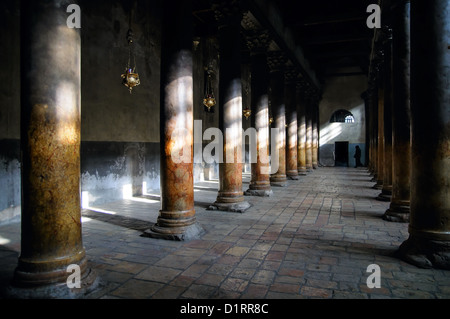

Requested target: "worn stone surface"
[{"left": 2, "top": 167, "right": 450, "bottom": 299}]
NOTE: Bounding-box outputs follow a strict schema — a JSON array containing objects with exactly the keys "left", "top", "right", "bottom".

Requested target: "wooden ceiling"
[
  {"left": 272, "top": 0, "right": 375, "bottom": 80},
  {"left": 192, "top": 0, "right": 376, "bottom": 85}
]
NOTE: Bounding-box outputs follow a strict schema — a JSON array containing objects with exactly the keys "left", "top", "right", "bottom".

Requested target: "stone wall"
[{"left": 318, "top": 75, "right": 367, "bottom": 167}]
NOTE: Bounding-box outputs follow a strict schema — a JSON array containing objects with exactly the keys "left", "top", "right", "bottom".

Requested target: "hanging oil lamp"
[
  {"left": 203, "top": 67, "right": 216, "bottom": 112},
  {"left": 243, "top": 83, "right": 251, "bottom": 120},
  {"left": 243, "top": 107, "right": 251, "bottom": 120},
  {"left": 269, "top": 99, "right": 274, "bottom": 125},
  {"left": 121, "top": 28, "right": 140, "bottom": 94}
]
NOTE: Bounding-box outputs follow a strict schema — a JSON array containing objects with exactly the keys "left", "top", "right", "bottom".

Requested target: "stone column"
[
  {"left": 362, "top": 91, "right": 370, "bottom": 168},
  {"left": 398, "top": 0, "right": 450, "bottom": 269},
  {"left": 373, "top": 86, "right": 384, "bottom": 190},
  {"left": 305, "top": 93, "right": 313, "bottom": 172},
  {"left": 377, "top": 28, "right": 393, "bottom": 201},
  {"left": 285, "top": 68, "right": 299, "bottom": 180},
  {"left": 245, "top": 31, "right": 273, "bottom": 197},
  {"left": 369, "top": 42, "right": 384, "bottom": 182},
  {"left": 296, "top": 82, "right": 308, "bottom": 176},
  {"left": 11, "top": 0, "right": 97, "bottom": 297},
  {"left": 144, "top": 0, "right": 203, "bottom": 240},
  {"left": 268, "top": 52, "right": 288, "bottom": 187},
  {"left": 384, "top": 0, "right": 411, "bottom": 222},
  {"left": 311, "top": 97, "right": 319, "bottom": 169},
  {"left": 211, "top": 1, "right": 250, "bottom": 212},
  {"left": 369, "top": 82, "right": 379, "bottom": 182}
]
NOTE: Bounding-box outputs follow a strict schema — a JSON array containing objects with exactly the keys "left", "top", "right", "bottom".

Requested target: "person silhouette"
[{"left": 354, "top": 145, "right": 362, "bottom": 168}]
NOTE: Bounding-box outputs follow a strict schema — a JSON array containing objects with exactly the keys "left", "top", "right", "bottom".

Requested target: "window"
[
  {"left": 345, "top": 115, "right": 355, "bottom": 123},
  {"left": 330, "top": 109, "right": 355, "bottom": 123}
]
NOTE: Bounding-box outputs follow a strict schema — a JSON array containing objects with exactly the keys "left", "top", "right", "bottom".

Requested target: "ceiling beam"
[
  {"left": 303, "top": 35, "right": 372, "bottom": 46},
  {"left": 299, "top": 13, "right": 366, "bottom": 27}
]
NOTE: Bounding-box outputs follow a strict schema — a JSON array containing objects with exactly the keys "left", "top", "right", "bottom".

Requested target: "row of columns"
[
  {"left": 12, "top": 0, "right": 321, "bottom": 295},
  {"left": 367, "top": 0, "right": 450, "bottom": 269}
]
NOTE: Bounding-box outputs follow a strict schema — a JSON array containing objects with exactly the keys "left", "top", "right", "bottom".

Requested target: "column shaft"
[
  {"left": 373, "top": 87, "right": 384, "bottom": 189},
  {"left": 246, "top": 51, "right": 272, "bottom": 196},
  {"left": 296, "top": 87, "right": 307, "bottom": 175},
  {"left": 13, "top": 0, "right": 96, "bottom": 295},
  {"left": 377, "top": 35, "right": 393, "bottom": 201},
  {"left": 268, "top": 53, "right": 288, "bottom": 187},
  {"left": 398, "top": 0, "right": 450, "bottom": 269},
  {"left": 285, "top": 77, "right": 299, "bottom": 180},
  {"left": 312, "top": 103, "right": 319, "bottom": 169},
  {"left": 212, "top": 6, "right": 250, "bottom": 212},
  {"left": 305, "top": 98, "right": 313, "bottom": 171},
  {"left": 384, "top": 0, "right": 411, "bottom": 222},
  {"left": 144, "top": 0, "right": 203, "bottom": 240}
]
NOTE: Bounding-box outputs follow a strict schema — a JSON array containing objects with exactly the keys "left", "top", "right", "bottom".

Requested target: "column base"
[
  {"left": 244, "top": 189, "right": 273, "bottom": 197},
  {"left": 383, "top": 202, "right": 410, "bottom": 223},
  {"left": 376, "top": 187, "right": 392, "bottom": 201},
  {"left": 297, "top": 168, "right": 307, "bottom": 176},
  {"left": 208, "top": 201, "right": 251, "bottom": 213},
  {"left": 372, "top": 181, "right": 383, "bottom": 190},
  {"left": 286, "top": 172, "right": 299, "bottom": 180},
  {"left": 397, "top": 234, "right": 450, "bottom": 270},
  {"left": 142, "top": 222, "right": 205, "bottom": 241},
  {"left": 376, "top": 193, "right": 391, "bottom": 202},
  {"left": 6, "top": 267, "right": 100, "bottom": 299},
  {"left": 270, "top": 175, "right": 288, "bottom": 187}
]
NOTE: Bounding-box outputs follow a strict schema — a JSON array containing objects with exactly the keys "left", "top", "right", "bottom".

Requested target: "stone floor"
[{"left": 1, "top": 167, "right": 450, "bottom": 300}]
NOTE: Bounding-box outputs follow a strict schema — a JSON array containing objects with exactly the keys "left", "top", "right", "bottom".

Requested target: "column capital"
[
  {"left": 212, "top": 0, "right": 244, "bottom": 27},
  {"left": 390, "top": 0, "right": 411, "bottom": 11},
  {"left": 284, "top": 66, "right": 300, "bottom": 84},
  {"left": 244, "top": 29, "right": 271, "bottom": 55},
  {"left": 267, "top": 51, "right": 288, "bottom": 73}
]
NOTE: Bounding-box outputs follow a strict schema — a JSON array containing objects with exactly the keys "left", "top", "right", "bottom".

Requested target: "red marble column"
[
  {"left": 377, "top": 28, "right": 393, "bottom": 201},
  {"left": 373, "top": 87, "right": 384, "bottom": 190},
  {"left": 368, "top": 86, "right": 379, "bottom": 180},
  {"left": 305, "top": 95, "right": 313, "bottom": 172},
  {"left": 296, "top": 83, "right": 308, "bottom": 176},
  {"left": 268, "top": 52, "right": 288, "bottom": 187},
  {"left": 12, "top": 0, "right": 97, "bottom": 297},
  {"left": 311, "top": 98, "right": 319, "bottom": 169},
  {"left": 245, "top": 31, "right": 273, "bottom": 197},
  {"left": 285, "top": 68, "right": 299, "bottom": 180},
  {"left": 144, "top": 0, "right": 203, "bottom": 239},
  {"left": 384, "top": 0, "right": 411, "bottom": 222},
  {"left": 397, "top": 0, "right": 450, "bottom": 269},
  {"left": 369, "top": 81, "right": 380, "bottom": 183},
  {"left": 211, "top": 2, "right": 250, "bottom": 212}
]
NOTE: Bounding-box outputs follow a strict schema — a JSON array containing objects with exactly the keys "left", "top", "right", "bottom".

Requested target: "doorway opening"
[{"left": 335, "top": 141, "right": 349, "bottom": 167}]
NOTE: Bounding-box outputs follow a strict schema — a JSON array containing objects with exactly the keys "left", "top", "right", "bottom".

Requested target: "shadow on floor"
[{"left": 82, "top": 209, "right": 151, "bottom": 231}]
